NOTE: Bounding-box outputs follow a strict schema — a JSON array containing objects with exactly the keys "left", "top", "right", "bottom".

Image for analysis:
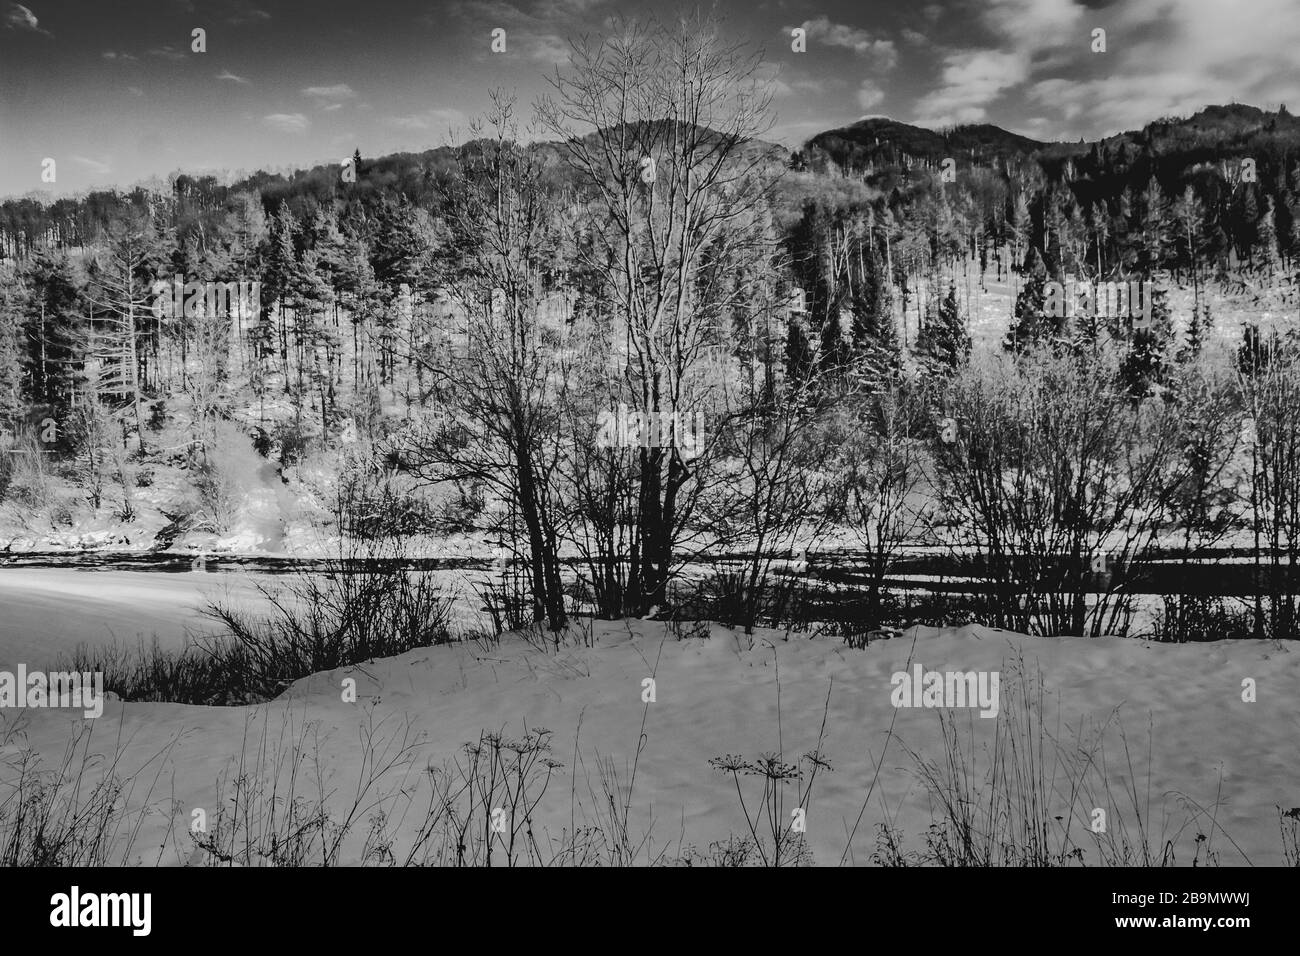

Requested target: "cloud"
[
  {"left": 857, "top": 80, "right": 886, "bottom": 110},
  {"left": 148, "top": 45, "right": 187, "bottom": 61},
  {"left": 126, "top": 86, "right": 144, "bottom": 97},
  {"left": 216, "top": 69, "right": 250, "bottom": 84},
  {"left": 262, "top": 112, "right": 309, "bottom": 133},
  {"left": 981, "top": 0, "right": 1082, "bottom": 49},
  {"left": 1025, "top": 0, "right": 1300, "bottom": 135},
  {"left": 914, "top": 50, "right": 1028, "bottom": 126},
  {"left": 383, "top": 108, "right": 468, "bottom": 132},
  {"left": 302, "top": 84, "right": 357, "bottom": 109},
  {"left": 757, "top": 60, "right": 792, "bottom": 97},
  {"left": 71, "top": 155, "right": 111, "bottom": 175},
  {"left": 441, "top": 0, "right": 537, "bottom": 25},
  {"left": 302, "top": 83, "right": 356, "bottom": 99},
  {"left": 222, "top": 1, "right": 270, "bottom": 26},
  {"left": 524, "top": 32, "right": 569, "bottom": 64},
  {"left": 534, "top": 0, "right": 605, "bottom": 15},
  {"left": 102, "top": 50, "right": 139, "bottom": 61},
  {"left": 910, "top": 0, "right": 1083, "bottom": 127},
  {"left": 790, "top": 16, "right": 897, "bottom": 69},
  {"left": 4, "top": 3, "right": 51, "bottom": 35},
  {"left": 902, "top": 0, "right": 1300, "bottom": 135}
]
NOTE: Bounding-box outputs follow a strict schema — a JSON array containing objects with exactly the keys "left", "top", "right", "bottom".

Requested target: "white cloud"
[
  {"left": 301, "top": 84, "right": 357, "bottom": 113},
  {"left": 914, "top": 49, "right": 1027, "bottom": 126},
  {"left": 857, "top": 81, "right": 886, "bottom": 110},
  {"left": 981, "top": 0, "right": 1082, "bottom": 49},
  {"left": 910, "top": 0, "right": 1084, "bottom": 127},
  {"left": 102, "top": 50, "right": 139, "bottom": 61},
  {"left": 71, "top": 155, "right": 111, "bottom": 175},
  {"left": 302, "top": 83, "right": 356, "bottom": 100},
  {"left": 4, "top": 2, "right": 50, "bottom": 35},
  {"left": 1027, "top": 0, "right": 1300, "bottom": 134},
  {"left": 262, "top": 113, "right": 309, "bottom": 133},
  {"left": 216, "top": 69, "right": 250, "bottom": 84},
  {"left": 524, "top": 32, "right": 568, "bottom": 64},
  {"left": 791, "top": 16, "right": 897, "bottom": 69},
  {"left": 383, "top": 108, "right": 468, "bottom": 132},
  {"left": 223, "top": 2, "right": 270, "bottom": 26}
]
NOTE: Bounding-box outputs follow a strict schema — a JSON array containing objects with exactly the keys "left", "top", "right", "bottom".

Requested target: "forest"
[{"left": 3, "top": 21, "right": 1300, "bottom": 647}]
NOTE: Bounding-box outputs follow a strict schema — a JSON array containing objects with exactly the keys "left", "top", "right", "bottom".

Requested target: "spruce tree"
[
  {"left": 1004, "top": 245, "right": 1050, "bottom": 352},
  {"left": 1257, "top": 195, "right": 1280, "bottom": 276},
  {"left": 915, "top": 282, "right": 970, "bottom": 375},
  {"left": 1119, "top": 285, "right": 1172, "bottom": 398},
  {"left": 849, "top": 238, "right": 900, "bottom": 386}
]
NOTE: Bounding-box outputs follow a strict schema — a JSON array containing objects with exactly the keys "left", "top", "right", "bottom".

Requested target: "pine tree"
[
  {"left": 1237, "top": 323, "right": 1272, "bottom": 377},
  {"left": 0, "top": 266, "right": 25, "bottom": 427},
  {"left": 817, "top": 288, "right": 850, "bottom": 376},
  {"left": 1119, "top": 285, "right": 1173, "bottom": 399},
  {"left": 1178, "top": 302, "right": 1211, "bottom": 364},
  {"left": 259, "top": 204, "right": 299, "bottom": 379},
  {"left": 1257, "top": 195, "right": 1280, "bottom": 276},
  {"left": 784, "top": 308, "right": 815, "bottom": 390},
  {"left": 19, "top": 251, "right": 83, "bottom": 415},
  {"left": 914, "top": 282, "right": 970, "bottom": 375},
  {"left": 1004, "top": 245, "right": 1050, "bottom": 352},
  {"left": 1138, "top": 177, "right": 1172, "bottom": 272},
  {"left": 849, "top": 238, "right": 900, "bottom": 386}
]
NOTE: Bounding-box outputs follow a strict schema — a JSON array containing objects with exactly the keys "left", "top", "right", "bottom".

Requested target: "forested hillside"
[{"left": 3, "top": 76, "right": 1300, "bottom": 638}]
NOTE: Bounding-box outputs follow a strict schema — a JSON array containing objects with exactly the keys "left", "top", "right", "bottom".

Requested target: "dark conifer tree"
[{"left": 915, "top": 281, "right": 970, "bottom": 375}]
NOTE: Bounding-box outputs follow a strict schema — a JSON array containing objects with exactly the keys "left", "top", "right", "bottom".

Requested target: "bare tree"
[
  {"left": 540, "top": 13, "right": 782, "bottom": 615},
  {"left": 831, "top": 374, "right": 930, "bottom": 623},
  {"left": 405, "top": 93, "right": 570, "bottom": 629},
  {"left": 1240, "top": 334, "right": 1300, "bottom": 638},
  {"left": 81, "top": 227, "right": 153, "bottom": 454},
  {"left": 931, "top": 346, "right": 1192, "bottom": 636},
  {"left": 705, "top": 380, "right": 832, "bottom": 633}
]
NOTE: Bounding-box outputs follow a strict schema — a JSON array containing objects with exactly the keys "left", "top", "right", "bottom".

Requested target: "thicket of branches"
[{"left": 1, "top": 17, "right": 1299, "bottom": 640}]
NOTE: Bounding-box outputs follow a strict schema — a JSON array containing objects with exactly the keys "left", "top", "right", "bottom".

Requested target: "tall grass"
[
  {"left": 0, "top": 714, "right": 178, "bottom": 866},
  {"left": 889, "top": 657, "right": 1248, "bottom": 866},
  {"left": 203, "top": 470, "right": 457, "bottom": 700}
]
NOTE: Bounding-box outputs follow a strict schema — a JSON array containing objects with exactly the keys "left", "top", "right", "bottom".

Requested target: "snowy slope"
[{"left": 5, "top": 619, "right": 1296, "bottom": 866}]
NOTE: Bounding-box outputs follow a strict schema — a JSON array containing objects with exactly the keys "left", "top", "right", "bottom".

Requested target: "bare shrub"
[
  {"left": 930, "top": 345, "right": 1193, "bottom": 636},
  {"left": 191, "top": 420, "right": 259, "bottom": 533},
  {"left": 205, "top": 458, "right": 455, "bottom": 699},
  {"left": 0, "top": 716, "right": 175, "bottom": 866}
]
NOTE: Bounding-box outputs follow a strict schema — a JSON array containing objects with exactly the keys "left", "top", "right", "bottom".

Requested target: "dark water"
[{"left": 0, "top": 546, "right": 1291, "bottom": 596}]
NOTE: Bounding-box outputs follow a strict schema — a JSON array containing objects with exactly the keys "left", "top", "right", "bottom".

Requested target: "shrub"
[{"left": 205, "top": 457, "right": 456, "bottom": 699}]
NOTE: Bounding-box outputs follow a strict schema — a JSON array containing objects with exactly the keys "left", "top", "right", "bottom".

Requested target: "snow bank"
[{"left": 4, "top": 619, "right": 1295, "bottom": 865}]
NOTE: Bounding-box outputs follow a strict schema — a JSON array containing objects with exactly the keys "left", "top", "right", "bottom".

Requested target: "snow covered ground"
[
  {"left": 0, "top": 568, "right": 250, "bottom": 665},
  {"left": 3, "top": 615, "right": 1295, "bottom": 865}
]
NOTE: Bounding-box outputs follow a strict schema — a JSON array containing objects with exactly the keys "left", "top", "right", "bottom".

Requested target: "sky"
[{"left": 2, "top": 0, "right": 1299, "bottom": 199}]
